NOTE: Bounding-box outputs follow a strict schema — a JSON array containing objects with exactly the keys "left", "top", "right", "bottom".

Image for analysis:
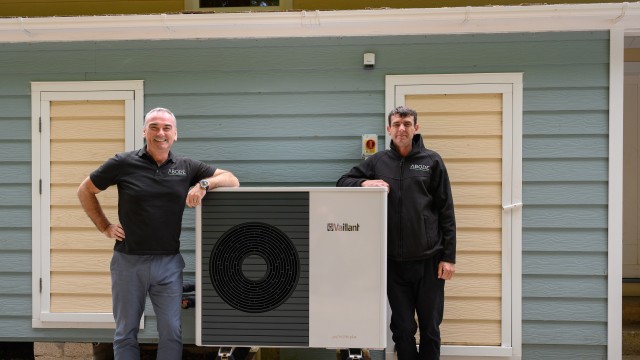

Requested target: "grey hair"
[{"left": 144, "top": 107, "right": 177, "bottom": 125}]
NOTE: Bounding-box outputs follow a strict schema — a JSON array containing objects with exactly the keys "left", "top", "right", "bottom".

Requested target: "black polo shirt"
[{"left": 90, "top": 148, "right": 215, "bottom": 255}]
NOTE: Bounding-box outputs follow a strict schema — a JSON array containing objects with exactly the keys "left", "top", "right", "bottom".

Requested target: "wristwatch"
[{"left": 199, "top": 179, "right": 209, "bottom": 191}]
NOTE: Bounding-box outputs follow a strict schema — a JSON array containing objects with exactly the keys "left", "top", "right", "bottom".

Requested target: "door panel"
[
  {"left": 386, "top": 73, "right": 522, "bottom": 357},
  {"left": 407, "top": 93, "right": 503, "bottom": 346},
  {"left": 49, "top": 100, "right": 125, "bottom": 313}
]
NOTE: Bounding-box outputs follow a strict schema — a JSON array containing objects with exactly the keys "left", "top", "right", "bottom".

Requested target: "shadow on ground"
[
  {"left": 0, "top": 342, "right": 220, "bottom": 360},
  {"left": 0, "top": 342, "right": 34, "bottom": 360}
]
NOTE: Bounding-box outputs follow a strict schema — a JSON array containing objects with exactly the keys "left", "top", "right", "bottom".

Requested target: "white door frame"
[
  {"left": 31, "top": 80, "right": 144, "bottom": 328},
  {"left": 385, "top": 73, "right": 523, "bottom": 359}
]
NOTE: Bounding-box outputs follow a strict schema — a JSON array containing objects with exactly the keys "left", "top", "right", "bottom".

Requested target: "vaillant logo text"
[{"left": 327, "top": 223, "right": 360, "bottom": 232}]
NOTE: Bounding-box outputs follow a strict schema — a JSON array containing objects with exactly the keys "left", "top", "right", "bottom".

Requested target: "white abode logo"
[
  {"left": 168, "top": 168, "right": 187, "bottom": 176},
  {"left": 327, "top": 223, "right": 360, "bottom": 232},
  {"left": 410, "top": 164, "right": 430, "bottom": 172}
]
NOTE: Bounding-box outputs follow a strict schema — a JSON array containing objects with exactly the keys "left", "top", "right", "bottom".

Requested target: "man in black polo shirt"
[{"left": 77, "top": 107, "right": 239, "bottom": 359}]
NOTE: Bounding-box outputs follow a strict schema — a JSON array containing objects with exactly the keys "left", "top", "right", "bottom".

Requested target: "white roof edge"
[{"left": 1, "top": 2, "right": 639, "bottom": 43}]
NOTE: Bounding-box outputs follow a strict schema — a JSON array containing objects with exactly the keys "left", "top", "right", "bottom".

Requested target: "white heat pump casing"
[{"left": 195, "top": 187, "right": 387, "bottom": 350}]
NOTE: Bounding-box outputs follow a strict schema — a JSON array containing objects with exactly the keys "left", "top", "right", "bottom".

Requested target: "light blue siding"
[
  {"left": 524, "top": 321, "right": 607, "bottom": 345},
  {"left": 524, "top": 111, "right": 609, "bottom": 135},
  {"left": 524, "top": 159, "right": 608, "bottom": 181},
  {"left": 524, "top": 275, "right": 607, "bottom": 298},
  {"left": 0, "top": 30, "right": 610, "bottom": 358},
  {"left": 524, "top": 298, "right": 607, "bottom": 322},
  {"left": 523, "top": 345, "right": 606, "bottom": 359},
  {"left": 0, "top": 164, "right": 31, "bottom": 184},
  {"left": 523, "top": 228, "right": 607, "bottom": 252},
  {"left": 523, "top": 183, "right": 608, "bottom": 205},
  {"left": 0, "top": 228, "right": 32, "bottom": 250}
]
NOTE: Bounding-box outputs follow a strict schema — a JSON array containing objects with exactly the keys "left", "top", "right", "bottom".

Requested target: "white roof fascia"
[{"left": 0, "top": 2, "right": 639, "bottom": 43}]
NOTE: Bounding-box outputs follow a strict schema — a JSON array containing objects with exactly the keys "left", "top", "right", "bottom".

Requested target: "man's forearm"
[
  {"left": 208, "top": 170, "right": 240, "bottom": 189},
  {"left": 77, "top": 186, "right": 110, "bottom": 233}
]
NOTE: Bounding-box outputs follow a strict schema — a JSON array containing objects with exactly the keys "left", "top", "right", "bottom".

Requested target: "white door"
[
  {"left": 385, "top": 73, "right": 522, "bottom": 359},
  {"left": 31, "top": 81, "right": 143, "bottom": 328}
]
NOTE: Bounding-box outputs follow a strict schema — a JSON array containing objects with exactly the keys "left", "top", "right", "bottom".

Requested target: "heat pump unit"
[{"left": 196, "top": 187, "right": 387, "bottom": 350}]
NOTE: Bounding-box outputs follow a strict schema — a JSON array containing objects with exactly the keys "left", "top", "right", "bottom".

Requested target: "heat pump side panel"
[
  {"left": 309, "top": 189, "right": 387, "bottom": 349},
  {"left": 199, "top": 191, "right": 310, "bottom": 347}
]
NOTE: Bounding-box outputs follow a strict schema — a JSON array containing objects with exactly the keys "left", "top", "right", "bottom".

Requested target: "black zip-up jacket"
[{"left": 337, "top": 134, "right": 456, "bottom": 262}]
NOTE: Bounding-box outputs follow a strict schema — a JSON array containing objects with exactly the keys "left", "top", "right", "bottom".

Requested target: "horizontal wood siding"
[
  {"left": 624, "top": 77, "right": 640, "bottom": 277},
  {"left": 0, "top": 31, "right": 609, "bottom": 358},
  {"left": 49, "top": 100, "right": 123, "bottom": 313},
  {"left": 409, "top": 93, "right": 503, "bottom": 346}
]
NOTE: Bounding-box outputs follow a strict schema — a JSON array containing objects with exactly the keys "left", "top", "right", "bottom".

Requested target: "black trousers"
[{"left": 387, "top": 257, "right": 445, "bottom": 360}]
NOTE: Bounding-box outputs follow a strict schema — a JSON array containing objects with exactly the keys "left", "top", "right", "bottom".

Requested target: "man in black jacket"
[{"left": 337, "top": 105, "right": 456, "bottom": 360}]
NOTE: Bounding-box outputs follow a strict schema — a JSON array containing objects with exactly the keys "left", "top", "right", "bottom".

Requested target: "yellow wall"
[
  {"left": 0, "top": 0, "right": 628, "bottom": 17},
  {"left": 0, "top": 0, "right": 183, "bottom": 17},
  {"left": 627, "top": 49, "right": 640, "bottom": 62}
]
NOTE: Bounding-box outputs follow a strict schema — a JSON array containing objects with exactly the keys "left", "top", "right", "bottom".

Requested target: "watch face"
[{"left": 200, "top": 180, "right": 209, "bottom": 189}]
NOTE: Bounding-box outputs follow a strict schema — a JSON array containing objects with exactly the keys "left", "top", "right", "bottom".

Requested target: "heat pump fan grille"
[{"left": 209, "top": 222, "right": 300, "bottom": 313}]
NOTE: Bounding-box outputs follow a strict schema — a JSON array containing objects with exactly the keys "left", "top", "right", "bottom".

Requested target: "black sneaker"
[{"left": 181, "top": 295, "right": 195, "bottom": 309}]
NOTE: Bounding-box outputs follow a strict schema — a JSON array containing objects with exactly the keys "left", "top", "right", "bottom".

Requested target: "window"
[
  {"left": 185, "top": 0, "right": 292, "bottom": 12},
  {"left": 31, "top": 81, "right": 144, "bottom": 328}
]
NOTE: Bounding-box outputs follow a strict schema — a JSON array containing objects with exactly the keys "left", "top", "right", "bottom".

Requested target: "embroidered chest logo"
[
  {"left": 410, "top": 164, "right": 430, "bottom": 172},
  {"left": 168, "top": 168, "right": 187, "bottom": 176}
]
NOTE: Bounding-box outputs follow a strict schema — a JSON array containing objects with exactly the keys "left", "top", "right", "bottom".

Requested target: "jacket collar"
[{"left": 390, "top": 134, "right": 426, "bottom": 158}]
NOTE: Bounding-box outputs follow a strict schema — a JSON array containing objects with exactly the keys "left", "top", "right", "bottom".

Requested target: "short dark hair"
[{"left": 387, "top": 106, "right": 418, "bottom": 126}]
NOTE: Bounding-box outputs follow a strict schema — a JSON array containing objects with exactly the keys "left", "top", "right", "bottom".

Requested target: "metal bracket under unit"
[
  {"left": 347, "top": 348, "right": 364, "bottom": 359},
  {"left": 216, "top": 347, "right": 259, "bottom": 360}
]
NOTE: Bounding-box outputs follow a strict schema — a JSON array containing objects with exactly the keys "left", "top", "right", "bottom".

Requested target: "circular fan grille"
[{"left": 209, "top": 222, "right": 300, "bottom": 313}]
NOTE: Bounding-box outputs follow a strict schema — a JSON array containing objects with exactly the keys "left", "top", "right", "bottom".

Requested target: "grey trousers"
[{"left": 110, "top": 251, "right": 185, "bottom": 360}]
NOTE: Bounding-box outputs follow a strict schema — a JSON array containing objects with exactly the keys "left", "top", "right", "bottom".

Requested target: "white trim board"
[
  {"left": 609, "top": 28, "right": 625, "bottom": 360},
  {"left": 0, "top": 3, "right": 639, "bottom": 43}
]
